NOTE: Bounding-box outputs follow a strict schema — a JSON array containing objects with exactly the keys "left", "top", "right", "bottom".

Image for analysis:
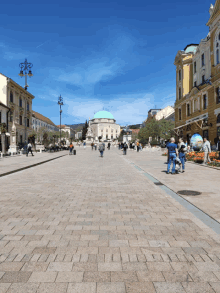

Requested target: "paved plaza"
[{"left": 1, "top": 146, "right": 220, "bottom": 292}]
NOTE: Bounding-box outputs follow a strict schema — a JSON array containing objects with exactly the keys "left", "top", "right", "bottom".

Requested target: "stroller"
[{"left": 175, "top": 157, "right": 182, "bottom": 173}]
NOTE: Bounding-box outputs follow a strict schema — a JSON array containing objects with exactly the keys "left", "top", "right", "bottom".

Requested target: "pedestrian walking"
[
  {"left": 166, "top": 137, "right": 178, "bottom": 174},
  {"left": 99, "top": 142, "right": 105, "bottom": 157},
  {"left": 83, "top": 141, "right": 86, "bottom": 149},
  {"left": 94, "top": 143, "right": 97, "bottom": 150},
  {"left": 123, "top": 142, "right": 128, "bottom": 155},
  {"left": 137, "top": 141, "right": 140, "bottom": 152},
  {"left": 69, "top": 143, "right": 74, "bottom": 155},
  {"left": 26, "top": 142, "right": 34, "bottom": 157},
  {"left": 203, "top": 137, "right": 211, "bottom": 164},
  {"left": 217, "top": 136, "right": 220, "bottom": 159},
  {"left": 132, "top": 142, "right": 135, "bottom": 150},
  {"left": 91, "top": 142, "right": 94, "bottom": 150},
  {"left": 178, "top": 138, "right": 187, "bottom": 172},
  {"left": 107, "top": 142, "right": 111, "bottom": 150}
]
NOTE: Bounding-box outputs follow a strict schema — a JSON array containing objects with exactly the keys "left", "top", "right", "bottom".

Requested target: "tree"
[
  {"left": 82, "top": 120, "right": 88, "bottom": 140},
  {"left": 158, "top": 119, "right": 175, "bottom": 141},
  {"left": 138, "top": 118, "right": 174, "bottom": 143}
]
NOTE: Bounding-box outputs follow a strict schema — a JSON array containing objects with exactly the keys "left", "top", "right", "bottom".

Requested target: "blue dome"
[{"left": 93, "top": 111, "right": 114, "bottom": 119}]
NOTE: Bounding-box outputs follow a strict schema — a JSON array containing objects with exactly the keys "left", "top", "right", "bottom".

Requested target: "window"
[
  {"left": 10, "top": 111, "right": 13, "bottom": 122},
  {"left": 179, "top": 87, "right": 181, "bottom": 100},
  {"left": 179, "top": 108, "right": 182, "bottom": 120},
  {"left": 194, "top": 81, "right": 197, "bottom": 87},
  {"left": 218, "top": 126, "right": 220, "bottom": 137},
  {"left": 217, "top": 87, "right": 220, "bottom": 104},
  {"left": 19, "top": 115, "right": 22, "bottom": 125},
  {"left": 203, "top": 130, "right": 209, "bottom": 140},
  {"left": 194, "top": 61, "right": 197, "bottom": 73},
  {"left": 201, "top": 53, "right": 205, "bottom": 66},
  {"left": 179, "top": 70, "right": 181, "bottom": 81},
  {"left": 27, "top": 118, "right": 29, "bottom": 128},
  {"left": 27, "top": 102, "right": 29, "bottom": 111},
  {"left": 203, "top": 95, "right": 207, "bottom": 109},
  {"left": 187, "top": 104, "right": 190, "bottom": 116},
  {"left": 202, "top": 75, "right": 205, "bottom": 84},
  {"left": 19, "top": 98, "right": 22, "bottom": 108},
  {"left": 217, "top": 114, "right": 220, "bottom": 124},
  {"left": 10, "top": 91, "right": 13, "bottom": 103}
]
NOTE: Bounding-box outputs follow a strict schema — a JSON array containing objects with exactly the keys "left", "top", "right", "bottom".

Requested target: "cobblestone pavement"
[
  {"left": 0, "top": 151, "right": 68, "bottom": 176},
  {"left": 1, "top": 146, "right": 220, "bottom": 292},
  {"left": 123, "top": 148, "right": 220, "bottom": 223}
]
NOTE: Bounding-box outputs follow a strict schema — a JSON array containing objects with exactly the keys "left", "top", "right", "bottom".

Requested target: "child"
[{"left": 175, "top": 157, "right": 182, "bottom": 173}]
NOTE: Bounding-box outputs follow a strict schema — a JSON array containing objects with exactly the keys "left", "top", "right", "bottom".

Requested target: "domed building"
[{"left": 86, "top": 111, "right": 120, "bottom": 141}]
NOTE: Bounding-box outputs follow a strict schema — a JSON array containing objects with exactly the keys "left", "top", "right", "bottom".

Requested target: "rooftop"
[
  {"left": 32, "top": 111, "right": 57, "bottom": 127},
  {"left": 93, "top": 111, "right": 114, "bottom": 119}
]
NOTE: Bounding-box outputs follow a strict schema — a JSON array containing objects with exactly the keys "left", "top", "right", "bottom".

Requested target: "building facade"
[
  {"left": 0, "top": 73, "right": 34, "bottom": 147},
  {"left": 174, "top": 0, "right": 220, "bottom": 145},
  {"left": 88, "top": 111, "right": 120, "bottom": 140},
  {"left": 32, "top": 111, "right": 58, "bottom": 132}
]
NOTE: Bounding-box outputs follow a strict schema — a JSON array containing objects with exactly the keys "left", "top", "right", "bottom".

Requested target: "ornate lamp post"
[
  {"left": 58, "top": 95, "right": 64, "bottom": 147},
  {"left": 18, "top": 59, "right": 33, "bottom": 90},
  {"left": 18, "top": 59, "right": 33, "bottom": 144}
]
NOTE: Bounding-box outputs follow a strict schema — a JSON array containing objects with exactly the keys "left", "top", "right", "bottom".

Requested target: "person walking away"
[
  {"left": 99, "top": 143, "right": 105, "bottom": 157},
  {"left": 217, "top": 136, "right": 220, "bottom": 159},
  {"left": 91, "top": 142, "right": 94, "bottom": 150},
  {"left": 167, "top": 137, "right": 178, "bottom": 174},
  {"left": 108, "top": 142, "right": 111, "bottom": 150},
  {"left": 26, "top": 142, "right": 34, "bottom": 157},
  {"left": 203, "top": 137, "right": 211, "bottom": 164},
  {"left": 83, "top": 141, "right": 86, "bottom": 149},
  {"left": 137, "top": 141, "right": 140, "bottom": 152},
  {"left": 178, "top": 138, "right": 186, "bottom": 172},
  {"left": 132, "top": 142, "right": 135, "bottom": 150},
  {"left": 69, "top": 143, "right": 73, "bottom": 155},
  {"left": 94, "top": 143, "right": 97, "bottom": 150},
  {"left": 123, "top": 142, "right": 128, "bottom": 155}
]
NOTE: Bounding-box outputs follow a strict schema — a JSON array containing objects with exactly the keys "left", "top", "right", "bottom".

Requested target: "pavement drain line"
[
  {"left": 0, "top": 154, "right": 68, "bottom": 178},
  {"left": 131, "top": 161, "right": 220, "bottom": 235}
]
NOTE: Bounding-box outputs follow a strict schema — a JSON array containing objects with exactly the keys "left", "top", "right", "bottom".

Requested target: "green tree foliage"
[
  {"left": 82, "top": 120, "right": 88, "bottom": 140},
  {"left": 138, "top": 118, "right": 174, "bottom": 142}
]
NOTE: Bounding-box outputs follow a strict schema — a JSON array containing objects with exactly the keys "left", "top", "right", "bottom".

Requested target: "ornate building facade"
[
  {"left": 87, "top": 111, "right": 120, "bottom": 141},
  {"left": 174, "top": 0, "right": 220, "bottom": 145},
  {"left": 0, "top": 73, "right": 34, "bottom": 147}
]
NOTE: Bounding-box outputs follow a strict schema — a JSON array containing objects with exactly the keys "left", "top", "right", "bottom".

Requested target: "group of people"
[
  {"left": 166, "top": 136, "right": 217, "bottom": 174},
  {"left": 118, "top": 141, "right": 143, "bottom": 153}
]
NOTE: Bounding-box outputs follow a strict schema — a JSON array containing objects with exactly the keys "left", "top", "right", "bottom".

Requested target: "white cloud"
[{"left": 64, "top": 92, "right": 155, "bottom": 125}]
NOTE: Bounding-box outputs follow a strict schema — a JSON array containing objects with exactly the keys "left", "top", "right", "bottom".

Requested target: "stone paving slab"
[
  {"left": 0, "top": 147, "right": 220, "bottom": 292},
  {"left": 123, "top": 148, "right": 220, "bottom": 224},
  {"left": 0, "top": 151, "right": 68, "bottom": 176}
]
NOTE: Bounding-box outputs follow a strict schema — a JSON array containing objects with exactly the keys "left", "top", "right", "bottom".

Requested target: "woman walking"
[{"left": 178, "top": 138, "right": 187, "bottom": 173}]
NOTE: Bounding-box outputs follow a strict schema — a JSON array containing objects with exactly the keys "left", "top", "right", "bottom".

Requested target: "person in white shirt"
[
  {"left": 26, "top": 142, "right": 34, "bottom": 157},
  {"left": 202, "top": 137, "right": 211, "bottom": 164}
]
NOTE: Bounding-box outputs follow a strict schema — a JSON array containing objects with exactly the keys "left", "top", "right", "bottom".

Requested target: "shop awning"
[{"left": 174, "top": 117, "right": 206, "bottom": 130}]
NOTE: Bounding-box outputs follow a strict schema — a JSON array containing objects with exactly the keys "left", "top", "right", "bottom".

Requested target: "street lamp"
[
  {"left": 18, "top": 59, "right": 33, "bottom": 145},
  {"left": 58, "top": 95, "right": 64, "bottom": 147},
  {"left": 19, "top": 59, "right": 33, "bottom": 90}
]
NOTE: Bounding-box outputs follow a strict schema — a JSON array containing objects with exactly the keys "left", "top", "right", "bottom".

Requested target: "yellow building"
[
  {"left": 0, "top": 73, "right": 34, "bottom": 148},
  {"left": 174, "top": 0, "right": 220, "bottom": 145}
]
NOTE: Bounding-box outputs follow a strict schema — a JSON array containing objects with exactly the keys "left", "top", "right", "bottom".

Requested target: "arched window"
[
  {"left": 217, "top": 114, "right": 220, "bottom": 124},
  {"left": 10, "top": 91, "right": 13, "bottom": 103}
]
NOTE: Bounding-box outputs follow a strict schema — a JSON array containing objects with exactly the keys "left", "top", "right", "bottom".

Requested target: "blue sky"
[{"left": 0, "top": 0, "right": 212, "bottom": 125}]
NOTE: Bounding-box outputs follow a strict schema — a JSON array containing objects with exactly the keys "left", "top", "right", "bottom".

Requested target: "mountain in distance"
[{"left": 65, "top": 123, "right": 84, "bottom": 131}]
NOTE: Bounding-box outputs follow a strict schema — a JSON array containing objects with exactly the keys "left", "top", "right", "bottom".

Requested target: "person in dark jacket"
[
  {"left": 107, "top": 142, "right": 111, "bottom": 150},
  {"left": 123, "top": 142, "right": 128, "bottom": 155}
]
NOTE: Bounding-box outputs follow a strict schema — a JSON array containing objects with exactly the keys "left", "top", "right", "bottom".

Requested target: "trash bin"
[{"left": 73, "top": 150, "right": 76, "bottom": 155}]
